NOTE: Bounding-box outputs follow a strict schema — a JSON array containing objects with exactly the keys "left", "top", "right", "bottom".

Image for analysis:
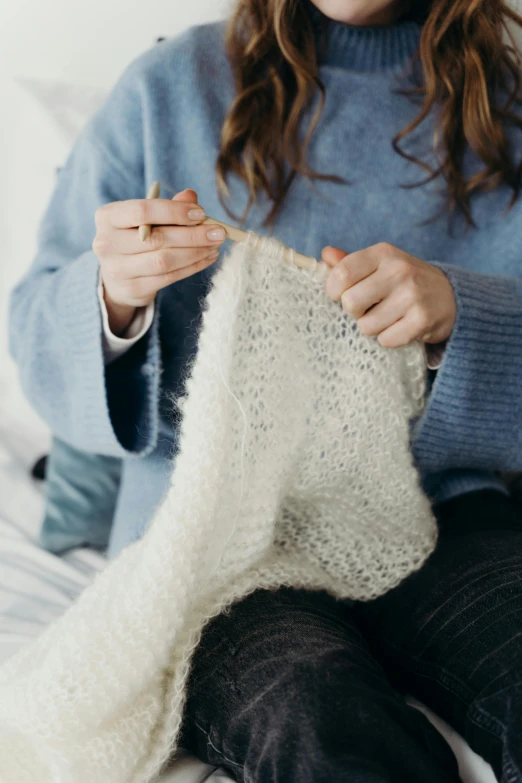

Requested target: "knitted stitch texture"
[{"left": 0, "top": 239, "right": 437, "bottom": 783}]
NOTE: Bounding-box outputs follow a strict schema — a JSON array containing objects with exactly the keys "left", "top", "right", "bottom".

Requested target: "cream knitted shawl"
[{"left": 0, "top": 238, "right": 437, "bottom": 783}]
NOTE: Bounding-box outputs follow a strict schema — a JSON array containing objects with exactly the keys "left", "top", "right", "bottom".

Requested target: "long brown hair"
[{"left": 216, "top": 0, "right": 522, "bottom": 229}]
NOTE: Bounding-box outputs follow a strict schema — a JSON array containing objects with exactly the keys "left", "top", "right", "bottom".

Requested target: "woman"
[{"left": 9, "top": 0, "right": 522, "bottom": 779}]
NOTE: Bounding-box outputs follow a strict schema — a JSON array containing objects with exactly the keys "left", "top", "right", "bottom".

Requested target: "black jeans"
[{"left": 178, "top": 489, "right": 522, "bottom": 782}]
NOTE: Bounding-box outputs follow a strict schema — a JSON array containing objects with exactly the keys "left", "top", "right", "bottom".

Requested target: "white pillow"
[{"left": 0, "top": 76, "right": 106, "bottom": 458}]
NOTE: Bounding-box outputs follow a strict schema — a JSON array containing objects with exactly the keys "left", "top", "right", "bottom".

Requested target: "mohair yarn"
[{"left": 0, "top": 237, "right": 437, "bottom": 783}]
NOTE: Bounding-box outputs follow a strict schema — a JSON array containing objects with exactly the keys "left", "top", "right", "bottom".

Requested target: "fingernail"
[
  {"left": 207, "top": 228, "right": 226, "bottom": 241},
  {"left": 188, "top": 208, "right": 206, "bottom": 221}
]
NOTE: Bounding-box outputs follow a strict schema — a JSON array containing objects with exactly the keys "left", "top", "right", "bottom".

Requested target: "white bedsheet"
[{"left": 0, "top": 414, "right": 496, "bottom": 783}]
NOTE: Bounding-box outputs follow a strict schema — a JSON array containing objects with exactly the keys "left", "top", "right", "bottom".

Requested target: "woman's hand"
[
  {"left": 322, "top": 243, "right": 457, "bottom": 349},
  {"left": 93, "top": 188, "right": 225, "bottom": 335}
]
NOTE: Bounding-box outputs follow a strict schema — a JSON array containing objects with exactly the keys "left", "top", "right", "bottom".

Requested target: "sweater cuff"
[
  {"left": 411, "top": 261, "right": 522, "bottom": 473},
  {"left": 58, "top": 250, "right": 161, "bottom": 457}
]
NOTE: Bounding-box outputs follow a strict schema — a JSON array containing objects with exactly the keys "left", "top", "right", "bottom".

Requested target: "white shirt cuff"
[{"left": 97, "top": 271, "right": 155, "bottom": 364}]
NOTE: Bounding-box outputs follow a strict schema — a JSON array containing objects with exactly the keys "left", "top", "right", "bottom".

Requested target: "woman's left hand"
[{"left": 322, "top": 243, "right": 457, "bottom": 349}]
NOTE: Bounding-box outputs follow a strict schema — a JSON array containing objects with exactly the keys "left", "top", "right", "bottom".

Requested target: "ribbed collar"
[{"left": 304, "top": 0, "right": 423, "bottom": 73}]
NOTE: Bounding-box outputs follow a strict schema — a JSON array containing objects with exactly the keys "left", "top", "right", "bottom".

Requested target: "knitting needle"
[
  {"left": 138, "top": 180, "right": 161, "bottom": 242},
  {"left": 201, "top": 216, "right": 318, "bottom": 271}
]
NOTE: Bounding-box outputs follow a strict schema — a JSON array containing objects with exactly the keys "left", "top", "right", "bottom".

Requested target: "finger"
[
  {"left": 129, "top": 251, "right": 221, "bottom": 296},
  {"left": 172, "top": 188, "right": 198, "bottom": 204},
  {"left": 325, "top": 248, "right": 378, "bottom": 301},
  {"left": 100, "top": 223, "right": 227, "bottom": 255},
  {"left": 97, "top": 198, "right": 207, "bottom": 230},
  {"left": 104, "top": 245, "right": 220, "bottom": 281},
  {"left": 321, "top": 246, "right": 346, "bottom": 268},
  {"left": 354, "top": 286, "right": 409, "bottom": 336},
  {"left": 335, "top": 269, "right": 396, "bottom": 319},
  {"left": 376, "top": 309, "right": 424, "bottom": 349}
]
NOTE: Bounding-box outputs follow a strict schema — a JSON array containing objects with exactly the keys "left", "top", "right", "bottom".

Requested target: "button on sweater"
[{"left": 9, "top": 2, "right": 520, "bottom": 559}]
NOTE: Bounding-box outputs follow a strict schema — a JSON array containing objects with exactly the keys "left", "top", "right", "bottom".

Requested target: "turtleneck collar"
[{"left": 304, "top": 0, "right": 423, "bottom": 73}]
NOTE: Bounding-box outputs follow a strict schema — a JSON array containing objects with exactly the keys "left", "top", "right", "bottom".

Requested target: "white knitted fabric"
[{"left": 0, "top": 238, "right": 438, "bottom": 783}]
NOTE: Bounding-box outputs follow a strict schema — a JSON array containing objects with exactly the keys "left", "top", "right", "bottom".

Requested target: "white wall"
[{"left": 0, "top": 0, "right": 229, "bottom": 89}]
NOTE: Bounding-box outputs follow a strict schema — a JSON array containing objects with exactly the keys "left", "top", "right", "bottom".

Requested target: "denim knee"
[{"left": 468, "top": 672, "right": 522, "bottom": 783}]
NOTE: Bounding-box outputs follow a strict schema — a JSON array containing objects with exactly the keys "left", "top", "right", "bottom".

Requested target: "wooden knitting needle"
[
  {"left": 138, "top": 180, "right": 161, "bottom": 242},
  {"left": 201, "top": 216, "right": 317, "bottom": 271}
]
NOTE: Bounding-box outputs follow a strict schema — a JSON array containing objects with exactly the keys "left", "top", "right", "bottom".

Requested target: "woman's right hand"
[{"left": 92, "top": 188, "right": 226, "bottom": 335}]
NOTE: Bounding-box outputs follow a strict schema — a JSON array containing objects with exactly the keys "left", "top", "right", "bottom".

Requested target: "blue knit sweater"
[{"left": 9, "top": 4, "right": 522, "bottom": 559}]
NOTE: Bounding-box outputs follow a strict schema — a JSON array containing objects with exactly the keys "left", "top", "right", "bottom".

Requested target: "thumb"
[
  {"left": 172, "top": 188, "right": 198, "bottom": 203},
  {"left": 321, "top": 246, "right": 348, "bottom": 268}
]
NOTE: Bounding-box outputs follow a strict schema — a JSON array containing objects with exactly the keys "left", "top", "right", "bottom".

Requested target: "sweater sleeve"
[
  {"left": 411, "top": 261, "right": 522, "bottom": 474},
  {"left": 8, "top": 55, "right": 162, "bottom": 458}
]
